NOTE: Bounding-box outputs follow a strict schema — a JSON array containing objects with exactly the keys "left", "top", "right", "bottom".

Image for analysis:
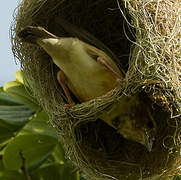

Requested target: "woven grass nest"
[{"left": 11, "top": 0, "right": 181, "bottom": 179}]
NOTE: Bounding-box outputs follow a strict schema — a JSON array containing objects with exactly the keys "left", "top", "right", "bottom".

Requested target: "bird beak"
[{"left": 144, "top": 130, "right": 154, "bottom": 152}]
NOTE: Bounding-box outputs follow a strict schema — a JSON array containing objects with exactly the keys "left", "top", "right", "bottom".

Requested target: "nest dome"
[{"left": 11, "top": 0, "right": 181, "bottom": 179}]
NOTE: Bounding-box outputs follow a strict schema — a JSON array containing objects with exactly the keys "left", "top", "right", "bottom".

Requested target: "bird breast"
[{"left": 53, "top": 40, "right": 118, "bottom": 101}]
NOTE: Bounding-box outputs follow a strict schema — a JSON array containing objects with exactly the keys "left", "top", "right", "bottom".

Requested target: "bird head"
[
  {"left": 18, "top": 26, "right": 57, "bottom": 44},
  {"left": 18, "top": 26, "right": 75, "bottom": 64},
  {"left": 118, "top": 118, "right": 156, "bottom": 152},
  {"left": 112, "top": 95, "right": 157, "bottom": 152}
]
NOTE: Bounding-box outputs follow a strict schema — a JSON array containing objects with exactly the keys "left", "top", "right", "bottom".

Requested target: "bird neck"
[
  {"left": 37, "top": 38, "right": 60, "bottom": 55},
  {"left": 37, "top": 37, "right": 73, "bottom": 66},
  {"left": 37, "top": 37, "right": 95, "bottom": 69}
]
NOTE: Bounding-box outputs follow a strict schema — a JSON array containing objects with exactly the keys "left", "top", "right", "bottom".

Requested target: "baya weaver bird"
[{"left": 18, "top": 26, "right": 156, "bottom": 151}]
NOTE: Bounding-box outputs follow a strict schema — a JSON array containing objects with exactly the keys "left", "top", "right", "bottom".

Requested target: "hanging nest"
[{"left": 11, "top": 0, "right": 181, "bottom": 179}]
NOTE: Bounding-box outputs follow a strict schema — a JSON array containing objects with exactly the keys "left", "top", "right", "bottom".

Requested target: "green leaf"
[
  {"left": 31, "top": 162, "right": 79, "bottom": 180},
  {"left": 14, "top": 70, "right": 30, "bottom": 87},
  {"left": 3, "top": 134, "right": 57, "bottom": 171},
  {"left": 0, "top": 127, "right": 14, "bottom": 144},
  {"left": 0, "top": 105, "right": 33, "bottom": 126},
  {"left": 0, "top": 92, "right": 21, "bottom": 106},
  {"left": 3, "top": 81, "right": 40, "bottom": 111},
  {"left": 20, "top": 111, "right": 58, "bottom": 139},
  {"left": 0, "top": 87, "right": 3, "bottom": 92},
  {"left": 0, "top": 160, "right": 24, "bottom": 180},
  {"left": 31, "top": 163, "right": 62, "bottom": 180},
  {"left": 173, "top": 175, "right": 181, "bottom": 180},
  {"left": 52, "top": 142, "right": 65, "bottom": 163},
  {"left": 59, "top": 163, "right": 79, "bottom": 180},
  {"left": 14, "top": 71, "right": 24, "bottom": 84},
  {"left": 0, "top": 120, "right": 20, "bottom": 132}
]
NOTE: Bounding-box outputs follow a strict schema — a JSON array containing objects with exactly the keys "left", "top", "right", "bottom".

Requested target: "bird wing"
[{"left": 82, "top": 41, "right": 124, "bottom": 77}]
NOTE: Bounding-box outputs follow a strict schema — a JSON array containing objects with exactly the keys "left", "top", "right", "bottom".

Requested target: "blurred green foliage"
[
  {"left": 0, "top": 71, "right": 84, "bottom": 180},
  {"left": 1, "top": 71, "right": 179, "bottom": 180}
]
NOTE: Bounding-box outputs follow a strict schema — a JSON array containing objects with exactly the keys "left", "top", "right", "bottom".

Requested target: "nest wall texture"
[{"left": 11, "top": 0, "right": 181, "bottom": 179}]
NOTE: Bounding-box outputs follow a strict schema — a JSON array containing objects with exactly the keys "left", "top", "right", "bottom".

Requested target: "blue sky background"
[{"left": 0, "top": 0, "right": 21, "bottom": 86}]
